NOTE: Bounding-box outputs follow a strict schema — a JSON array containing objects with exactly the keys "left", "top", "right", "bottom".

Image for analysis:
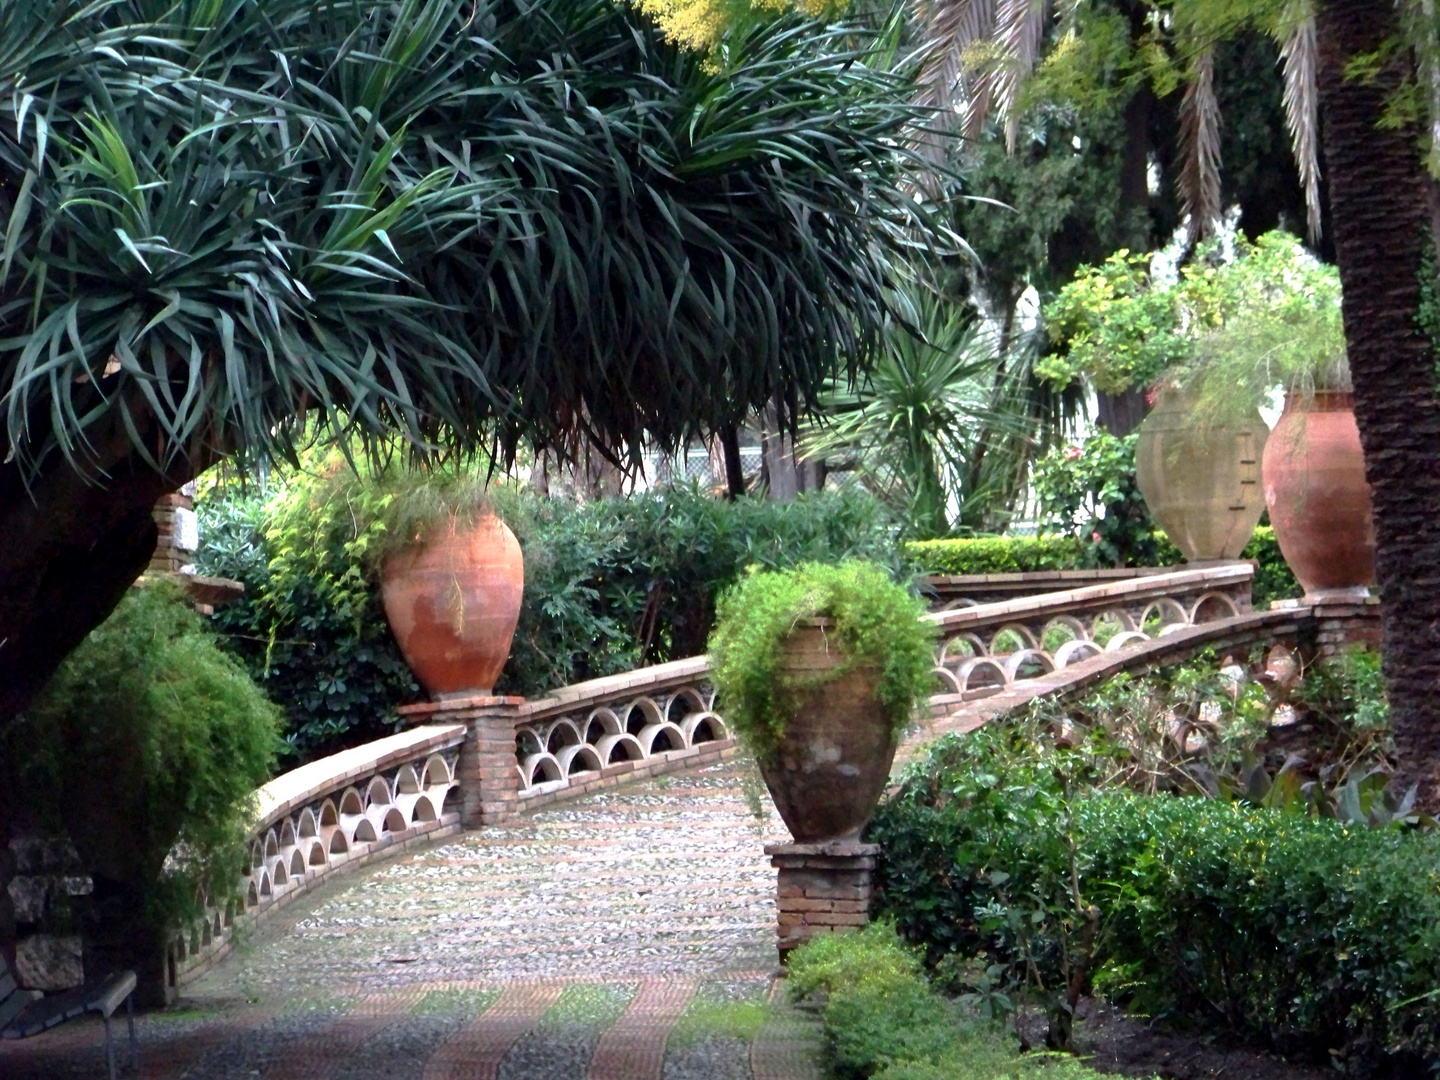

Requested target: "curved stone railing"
[
  {"left": 168, "top": 724, "right": 467, "bottom": 989},
  {"left": 164, "top": 562, "right": 1286, "bottom": 991},
  {"left": 926, "top": 564, "right": 1254, "bottom": 711},
  {"left": 508, "top": 657, "right": 734, "bottom": 808}
]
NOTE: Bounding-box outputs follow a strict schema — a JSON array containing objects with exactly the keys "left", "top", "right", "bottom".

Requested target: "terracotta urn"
[
  {"left": 758, "top": 620, "right": 898, "bottom": 843},
  {"left": 1135, "top": 389, "right": 1268, "bottom": 562},
  {"left": 1262, "top": 390, "right": 1376, "bottom": 598},
  {"left": 380, "top": 513, "right": 524, "bottom": 697}
]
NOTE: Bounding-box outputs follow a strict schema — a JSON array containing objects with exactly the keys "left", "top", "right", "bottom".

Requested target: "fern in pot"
[{"left": 708, "top": 561, "right": 935, "bottom": 842}]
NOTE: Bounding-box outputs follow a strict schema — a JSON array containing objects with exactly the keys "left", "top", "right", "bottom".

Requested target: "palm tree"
[
  {"left": 1311, "top": 0, "right": 1440, "bottom": 806},
  {"left": 800, "top": 291, "right": 1045, "bottom": 537},
  {"left": 912, "top": 0, "right": 1325, "bottom": 244},
  {"left": 0, "top": 0, "right": 948, "bottom": 731}
]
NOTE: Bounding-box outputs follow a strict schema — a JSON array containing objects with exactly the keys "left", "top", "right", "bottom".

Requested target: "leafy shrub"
[
  {"left": 870, "top": 718, "right": 1440, "bottom": 1072},
  {"left": 1243, "top": 526, "right": 1302, "bottom": 607},
  {"left": 903, "top": 537, "right": 1086, "bottom": 575},
  {"left": 197, "top": 475, "right": 899, "bottom": 761},
  {"left": 3, "top": 583, "right": 278, "bottom": 960},
  {"left": 1031, "top": 432, "right": 1170, "bottom": 569},
  {"left": 708, "top": 561, "right": 935, "bottom": 761},
  {"left": 786, "top": 923, "right": 1124, "bottom": 1080}
]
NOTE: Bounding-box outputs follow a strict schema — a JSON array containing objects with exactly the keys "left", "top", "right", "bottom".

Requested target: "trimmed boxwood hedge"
[{"left": 904, "top": 527, "right": 1301, "bottom": 608}]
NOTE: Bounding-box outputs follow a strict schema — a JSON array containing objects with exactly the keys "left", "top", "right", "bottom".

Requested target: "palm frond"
[
  {"left": 1277, "top": 1, "right": 1322, "bottom": 241},
  {"left": 1177, "top": 45, "right": 1223, "bottom": 243},
  {"left": 993, "top": 0, "right": 1048, "bottom": 151}
]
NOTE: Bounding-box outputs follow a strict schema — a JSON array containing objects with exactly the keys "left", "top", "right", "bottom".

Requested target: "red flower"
[{"left": 1065, "top": 446, "right": 1083, "bottom": 461}]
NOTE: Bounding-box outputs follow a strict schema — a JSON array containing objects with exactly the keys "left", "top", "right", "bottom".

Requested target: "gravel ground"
[{"left": 0, "top": 761, "right": 818, "bottom": 1080}]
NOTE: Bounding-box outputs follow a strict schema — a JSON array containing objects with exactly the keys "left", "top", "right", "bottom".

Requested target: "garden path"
[{"left": 0, "top": 762, "right": 824, "bottom": 1080}]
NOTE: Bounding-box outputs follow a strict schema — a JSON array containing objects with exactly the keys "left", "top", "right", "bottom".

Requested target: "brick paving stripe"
[
  {"left": 263, "top": 990, "right": 422, "bottom": 1080},
  {"left": 422, "top": 982, "right": 564, "bottom": 1080},
  {"left": 587, "top": 977, "right": 696, "bottom": 1080}
]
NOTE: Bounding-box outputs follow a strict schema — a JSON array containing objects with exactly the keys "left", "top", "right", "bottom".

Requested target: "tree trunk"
[
  {"left": 719, "top": 423, "right": 745, "bottom": 500},
  {"left": 0, "top": 444, "right": 190, "bottom": 732},
  {"left": 1315, "top": 0, "right": 1440, "bottom": 804}
]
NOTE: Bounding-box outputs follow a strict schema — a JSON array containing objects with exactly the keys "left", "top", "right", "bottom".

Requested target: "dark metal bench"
[{"left": 1, "top": 956, "right": 138, "bottom": 1078}]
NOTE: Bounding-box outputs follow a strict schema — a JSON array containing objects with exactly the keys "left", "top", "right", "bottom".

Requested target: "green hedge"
[
  {"left": 905, "top": 526, "right": 1301, "bottom": 608},
  {"left": 870, "top": 734, "right": 1440, "bottom": 1072},
  {"left": 903, "top": 536, "right": 1086, "bottom": 575}
]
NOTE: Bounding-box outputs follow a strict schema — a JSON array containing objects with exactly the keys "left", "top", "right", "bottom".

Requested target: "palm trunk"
[{"left": 1315, "top": 0, "right": 1440, "bottom": 804}]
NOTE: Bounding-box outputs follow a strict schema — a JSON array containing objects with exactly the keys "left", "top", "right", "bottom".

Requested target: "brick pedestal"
[
  {"left": 398, "top": 696, "right": 525, "bottom": 828},
  {"left": 766, "top": 840, "right": 878, "bottom": 959},
  {"left": 1309, "top": 594, "right": 1382, "bottom": 657}
]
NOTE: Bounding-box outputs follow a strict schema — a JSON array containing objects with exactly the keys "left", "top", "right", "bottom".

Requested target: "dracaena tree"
[{"left": 0, "top": 0, "right": 947, "bottom": 730}]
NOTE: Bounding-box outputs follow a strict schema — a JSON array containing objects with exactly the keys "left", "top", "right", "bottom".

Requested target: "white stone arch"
[
  {"left": 516, "top": 726, "right": 545, "bottom": 757},
  {"left": 585, "top": 707, "right": 623, "bottom": 742},
  {"left": 682, "top": 712, "right": 727, "bottom": 745},
  {"left": 956, "top": 657, "right": 1008, "bottom": 695},
  {"left": 422, "top": 754, "right": 452, "bottom": 789},
  {"left": 306, "top": 840, "right": 328, "bottom": 867},
  {"left": 297, "top": 808, "right": 318, "bottom": 839},
  {"left": 1053, "top": 639, "right": 1103, "bottom": 668},
  {"left": 931, "top": 666, "right": 962, "bottom": 695},
  {"left": 557, "top": 743, "right": 604, "bottom": 777},
  {"left": 1104, "top": 630, "right": 1152, "bottom": 652},
  {"left": 637, "top": 721, "right": 685, "bottom": 755},
  {"left": 279, "top": 819, "right": 297, "bottom": 848},
  {"left": 987, "top": 623, "right": 1038, "bottom": 656},
  {"left": 319, "top": 798, "right": 340, "bottom": 827},
  {"left": 596, "top": 732, "right": 646, "bottom": 765},
  {"left": 394, "top": 764, "right": 421, "bottom": 795},
  {"left": 411, "top": 795, "right": 438, "bottom": 823},
  {"left": 623, "top": 696, "right": 665, "bottom": 735},
  {"left": 665, "top": 687, "right": 709, "bottom": 725},
  {"left": 338, "top": 788, "right": 364, "bottom": 817},
  {"left": 939, "top": 633, "right": 987, "bottom": 665},
  {"left": 1040, "top": 616, "right": 1088, "bottom": 649},
  {"left": 365, "top": 776, "right": 392, "bottom": 807},
  {"left": 1138, "top": 598, "right": 1189, "bottom": 632},
  {"left": 380, "top": 807, "right": 406, "bottom": 834},
  {"left": 1189, "top": 592, "right": 1240, "bottom": 624},
  {"left": 544, "top": 718, "right": 583, "bottom": 752},
  {"left": 1004, "top": 649, "right": 1056, "bottom": 682}
]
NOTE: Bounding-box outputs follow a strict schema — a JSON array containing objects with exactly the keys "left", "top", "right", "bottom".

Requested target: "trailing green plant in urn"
[{"left": 709, "top": 561, "right": 935, "bottom": 841}]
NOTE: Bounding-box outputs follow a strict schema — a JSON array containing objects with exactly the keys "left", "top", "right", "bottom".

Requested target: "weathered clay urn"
[
  {"left": 380, "top": 512, "right": 524, "bottom": 697},
  {"left": 758, "top": 620, "right": 898, "bottom": 843},
  {"left": 1135, "top": 389, "right": 1268, "bottom": 562},
  {"left": 1262, "top": 390, "right": 1376, "bottom": 598}
]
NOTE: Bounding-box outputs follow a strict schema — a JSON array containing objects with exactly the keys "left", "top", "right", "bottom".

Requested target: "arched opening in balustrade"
[
  {"left": 381, "top": 807, "right": 407, "bottom": 834},
  {"left": 339, "top": 789, "right": 363, "bottom": 817},
  {"left": 308, "top": 840, "right": 327, "bottom": 866},
  {"left": 988, "top": 624, "right": 1037, "bottom": 656},
  {"left": 279, "top": 820, "right": 297, "bottom": 847},
  {"left": 638, "top": 722, "right": 685, "bottom": 754},
  {"left": 522, "top": 752, "right": 564, "bottom": 787},
  {"left": 1089, "top": 609, "right": 1134, "bottom": 646},
  {"left": 666, "top": 687, "right": 708, "bottom": 727},
  {"left": 545, "top": 718, "right": 582, "bottom": 753},
  {"left": 354, "top": 819, "right": 378, "bottom": 843},
  {"left": 366, "top": 776, "right": 392, "bottom": 807},
  {"left": 624, "top": 697, "right": 664, "bottom": 736},
  {"left": 298, "top": 808, "right": 318, "bottom": 839},
  {"left": 682, "top": 712, "right": 726, "bottom": 745},
  {"left": 516, "top": 727, "right": 545, "bottom": 763},
  {"left": 329, "top": 830, "right": 349, "bottom": 855},
  {"left": 395, "top": 765, "right": 421, "bottom": 795},
  {"left": 598, "top": 732, "right": 645, "bottom": 765},
  {"left": 320, "top": 799, "right": 339, "bottom": 827},
  {"left": 251, "top": 841, "right": 264, "bottom": 869},
  {"left": 200, "top": 919, "right": 212, "bottom": 947},
  {"left": 224, "top": 899, "right": 237, "bottom": 927},
  {"left": 1190, "top": 592, "right": 1240, "bottom": 624},
  {"left": 1139, "top": 598, "right": 1190, "bottom": 636},
  {"left": 442, "top": 786, "right": 461, "bottom": 813},
  {"left": 1039, "top": 617, "right": 1087, "bottom": 653},
  {"left": 1004, "top": 648, "right": 1056, "bottom": 682},
  {"left": 939, "top": 634, "right": 985, "bottom": 667},
  {"left": 271, "top": 858, "right": 289, "bottom": 889},
  {"left": 258, "top": 870, "right": 273, "bottom": 899},
  {"left": 264, "top": 830, "right": 279, "bottom": 861},
  {"left": 246, "top": 881, "right": 259, "bottom": 908},
  {"left": 558, "top": 743, "right": 603, "bottom": 777},
  {"left": 956, "top": 657, "right": 1007, "bottom": 695},
  {"left": 422, "top": 754, "right": 452, "bottom": 789},
  {"left": 584, "top": 707, "right": 623, "bottom": 744},
  {"left": 412, "top": 796, "right": 438, "bottom": 823},
  {"left": 289, "top": 849, "right": 306, "bottom": 878}
]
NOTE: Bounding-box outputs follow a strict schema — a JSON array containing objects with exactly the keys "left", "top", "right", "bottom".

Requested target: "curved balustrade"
[
  {"left": 169, "top": 724, "right": 467, "bottom": 989},
  {"left": 925, "top": 565, "right": 1252, "bottom": 707},
  {"left": 508, "top": 659, "right": 733, "bottom": 805}
]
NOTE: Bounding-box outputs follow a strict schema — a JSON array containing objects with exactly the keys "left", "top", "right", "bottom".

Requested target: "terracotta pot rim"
[{"left": 1283, "top": 388, "right": 1353, "bottom": 413}]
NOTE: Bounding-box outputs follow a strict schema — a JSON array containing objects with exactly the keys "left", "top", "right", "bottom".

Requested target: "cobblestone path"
[{"left": 0, "top": 762, "right": 824, "bottom": 1079}]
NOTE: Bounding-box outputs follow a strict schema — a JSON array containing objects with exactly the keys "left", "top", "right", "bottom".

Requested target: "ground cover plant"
[
  {"left": 869, "top": 650, "right": 1440, "bottom": 1073},
  {"left": 786, "top": 921, "right": 1129, "bottom": 1079},
  {"left": 197, "top": 472, "right": 900, "bottom": 762}
]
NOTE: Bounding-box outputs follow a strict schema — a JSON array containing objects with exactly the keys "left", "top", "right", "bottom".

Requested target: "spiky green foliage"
[{"left": 0, "top": 0, "right": 946, "bottom": 480}]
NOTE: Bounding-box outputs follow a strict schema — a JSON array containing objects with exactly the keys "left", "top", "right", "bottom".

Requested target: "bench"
[{"left": 1, "top": 955, "right": 138, "bottom": 1078}]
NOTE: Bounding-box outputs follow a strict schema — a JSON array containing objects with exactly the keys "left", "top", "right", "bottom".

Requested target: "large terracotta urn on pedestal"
[
  {"left": 1262, "top": 390, "right": 1376, "bottom": 599},
  {"left": 380, "top": 513, "right": 524, "bottom": 697},
  {"left": 1135, "top": 389, "right": 1269, "bottom": 562},
  {"left": 758, "top": 620, "right": 897, "bottom": 843}
]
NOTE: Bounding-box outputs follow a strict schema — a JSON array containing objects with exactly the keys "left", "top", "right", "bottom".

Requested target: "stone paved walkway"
[{"left": 0, "top": 762, "right": 823, "bottom": 1079}]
